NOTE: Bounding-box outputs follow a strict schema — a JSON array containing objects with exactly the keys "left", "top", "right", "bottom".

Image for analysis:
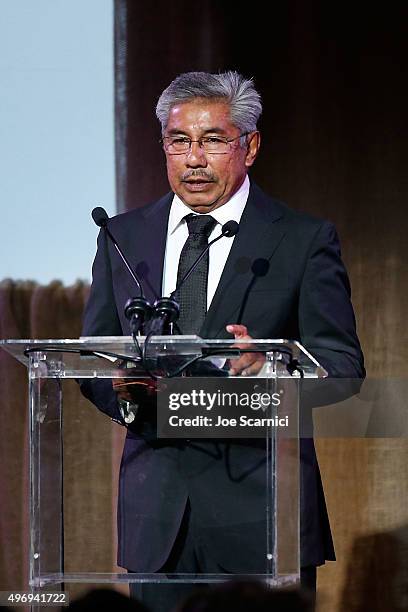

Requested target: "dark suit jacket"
[{"left": 81, "top": 182, "right": 364, "bottom": 572}]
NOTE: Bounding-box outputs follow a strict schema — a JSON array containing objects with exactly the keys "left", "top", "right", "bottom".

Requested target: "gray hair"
[{"left": 156, "top": 71, "right": 262, "bottom": 135}]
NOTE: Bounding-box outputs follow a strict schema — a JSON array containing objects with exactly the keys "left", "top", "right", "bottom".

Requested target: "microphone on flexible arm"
[
  {"left": 91, "top": 207, "right": 152, "bottom": 335},
  {"left": 146, "top": 220, "right": 240, "bottom": 336}
]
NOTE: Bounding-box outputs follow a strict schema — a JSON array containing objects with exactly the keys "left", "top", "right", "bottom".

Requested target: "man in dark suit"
[{"left": 81, "top": 71, "right": 364, "bottom": 610}]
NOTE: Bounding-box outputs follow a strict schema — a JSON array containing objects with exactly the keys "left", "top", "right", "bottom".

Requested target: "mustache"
[{"left": 181, "top": 169, "right": 216, "bottom": 181}]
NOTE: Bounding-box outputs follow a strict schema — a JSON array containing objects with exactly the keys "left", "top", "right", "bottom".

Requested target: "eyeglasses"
[{"left": 160, "top": 133, "right": 250, "bottom": 155}]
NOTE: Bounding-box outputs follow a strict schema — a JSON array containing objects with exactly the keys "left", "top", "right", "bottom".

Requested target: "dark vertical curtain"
[{"left": 115, "top": 1, "right": 408, "bottom": 609}]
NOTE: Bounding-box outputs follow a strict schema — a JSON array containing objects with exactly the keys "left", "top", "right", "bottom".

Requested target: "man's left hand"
[{"left": 226, "top": 324, "right": 265, "bottom": 376}]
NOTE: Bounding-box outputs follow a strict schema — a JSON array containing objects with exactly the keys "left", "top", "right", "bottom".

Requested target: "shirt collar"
[{"left": 168, "top": 175, "right": 250, "bottom": 235}]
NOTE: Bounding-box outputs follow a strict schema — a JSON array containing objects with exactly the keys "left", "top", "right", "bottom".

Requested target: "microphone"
[
  {"left": 91, "top": 207, "right": 152, "bottom": 335},
  {"left": 220, "top": 220, "right": 239, "bottom": 238},
  {"left": 91, "top": 206, "right": 109, "bottom": 228},
  {"left": 92, "top": 207, "right": 144, "bottom": 297},
  {"left": 147, "top": 220, "right": 240, "bottom": 335}
]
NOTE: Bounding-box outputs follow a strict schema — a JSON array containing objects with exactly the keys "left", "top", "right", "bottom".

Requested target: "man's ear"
[{"left": 245, "top": 131, "right": 261, "bottom": 168}]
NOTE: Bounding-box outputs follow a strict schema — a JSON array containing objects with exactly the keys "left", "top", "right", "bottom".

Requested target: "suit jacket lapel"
[
  {"left": 200, "top": 183, "right": 286, "bottom": 339},
  {"left": 136, "top": 192, "right": 172, "bottom": 305}
]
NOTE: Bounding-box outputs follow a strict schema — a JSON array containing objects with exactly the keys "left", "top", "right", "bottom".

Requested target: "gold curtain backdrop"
[{"left": 0, "top": 279, "right": 126, "bottom": 602}]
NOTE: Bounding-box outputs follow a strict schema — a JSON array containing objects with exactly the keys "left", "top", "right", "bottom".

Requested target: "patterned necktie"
[{"left": 175, "top": 213, "right": 217, "bottom": 335}]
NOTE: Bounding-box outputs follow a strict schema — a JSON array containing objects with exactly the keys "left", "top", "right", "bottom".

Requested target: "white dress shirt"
[{"left": 162, "top": 176, "right": 250, "bottom": 309}]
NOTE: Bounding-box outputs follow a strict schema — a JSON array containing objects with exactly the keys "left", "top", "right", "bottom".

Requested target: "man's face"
[{"left": 163, "top": 99, "right": 260, "bottom": 213}]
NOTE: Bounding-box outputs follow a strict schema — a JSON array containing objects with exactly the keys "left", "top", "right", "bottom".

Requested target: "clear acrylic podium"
[{"left": 1, "top": 336, "right": 326, "bottom": 593}]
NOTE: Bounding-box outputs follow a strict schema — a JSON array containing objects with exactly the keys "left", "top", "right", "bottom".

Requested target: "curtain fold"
[{"left": 0, "top": 279, "right": 125, "bottom": 598}]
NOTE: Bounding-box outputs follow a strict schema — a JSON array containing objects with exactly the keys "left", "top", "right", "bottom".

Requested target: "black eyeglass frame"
[{"left": 160, "top": 132, "right": 253, "bottom": 154}]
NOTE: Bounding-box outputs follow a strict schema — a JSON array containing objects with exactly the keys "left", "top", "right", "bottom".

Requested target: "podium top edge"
[{"left": 1, "top": 336, "right": 293, "bottom": 345}]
